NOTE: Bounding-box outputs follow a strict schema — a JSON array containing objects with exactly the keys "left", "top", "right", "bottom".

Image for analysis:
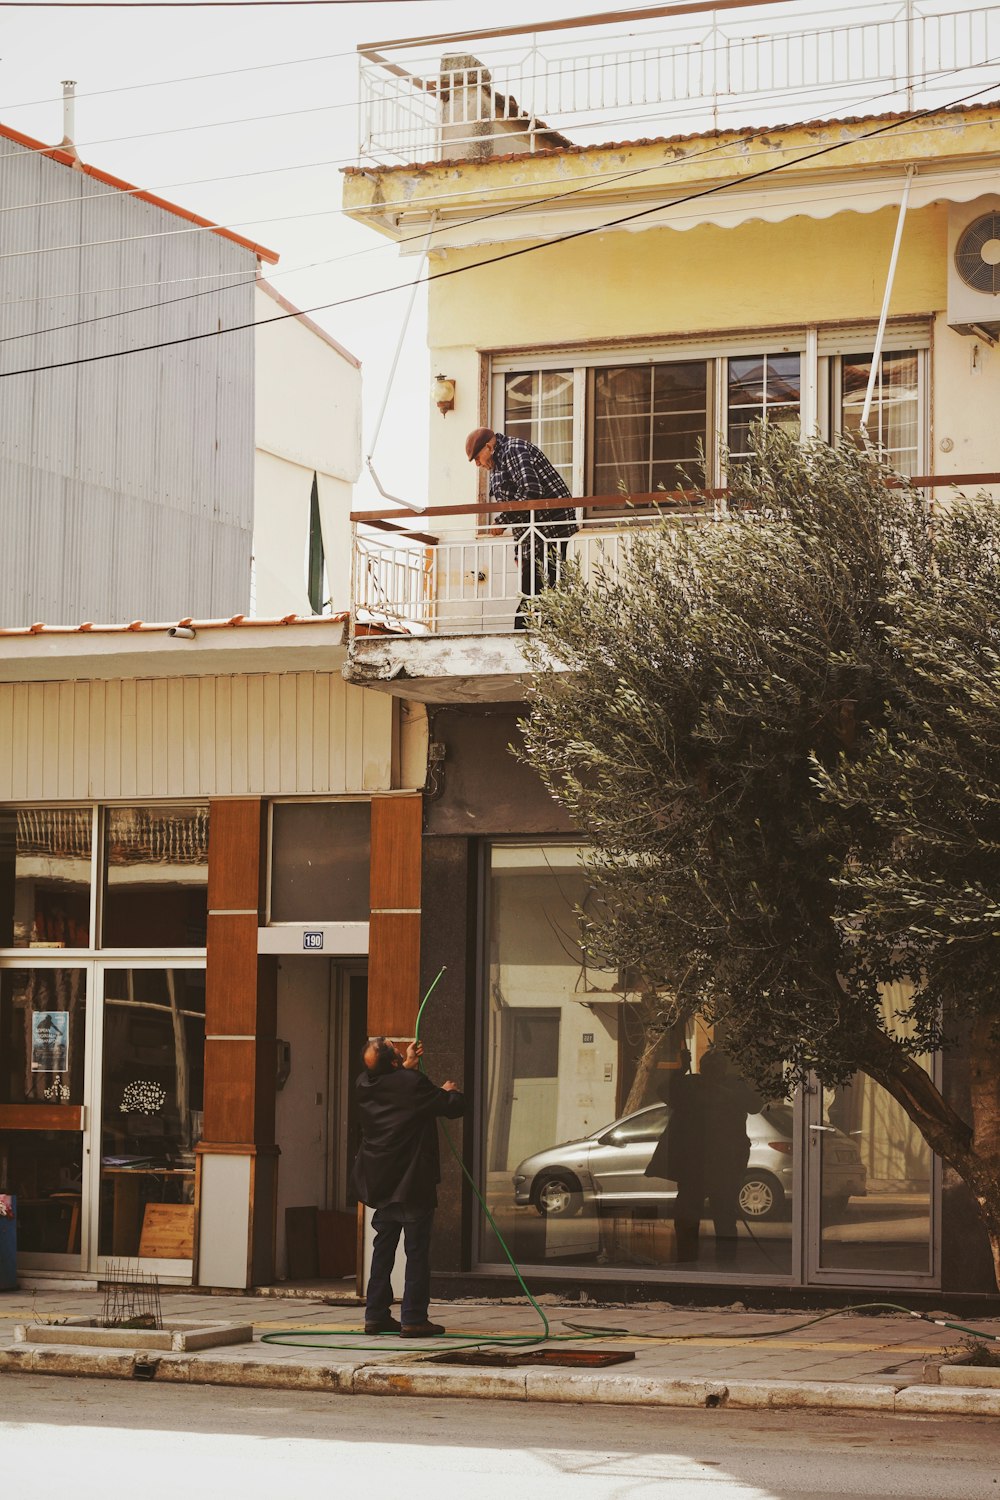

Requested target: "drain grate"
[{"left": 424, "top": 1348, "right": 635, "bottom": 1369}]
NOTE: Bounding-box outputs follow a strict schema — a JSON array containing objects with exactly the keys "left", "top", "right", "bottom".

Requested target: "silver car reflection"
[{"left": 512, "top": 1102, "right": 866, "bottom": 1221}]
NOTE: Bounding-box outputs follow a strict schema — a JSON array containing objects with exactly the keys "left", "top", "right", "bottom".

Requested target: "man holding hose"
[{"left": 352, "top": 1037, "right": 465, "bottom": 1338}]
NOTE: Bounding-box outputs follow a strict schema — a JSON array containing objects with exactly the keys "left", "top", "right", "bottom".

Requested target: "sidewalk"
[{"left": 2, "top": 1285, "right": 999, "bottom": 1416}]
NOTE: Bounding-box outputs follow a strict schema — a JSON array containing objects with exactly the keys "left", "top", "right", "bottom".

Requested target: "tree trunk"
[
  {"left": 861, "top": 1027, "right": 1000, "bottom": 1290},
  {"left": 622, "top": 1024, "right": 667, "bottom": 1115}
]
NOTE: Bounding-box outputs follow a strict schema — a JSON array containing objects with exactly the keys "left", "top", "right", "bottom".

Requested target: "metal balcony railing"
[
  {"left": 357, "top": 1, "right": 1000, "bottom": 166},
  {"left": 350, "top": 474, "right": 1000, "bottom": 638}
]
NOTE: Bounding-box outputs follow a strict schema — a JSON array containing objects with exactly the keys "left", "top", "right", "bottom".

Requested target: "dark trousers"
[
  {"left": 514, "top": 523, "right": 575, "bottom": 627},
  {"left": 365, "top": 1206, "right": 434, "bottom": 1326}
]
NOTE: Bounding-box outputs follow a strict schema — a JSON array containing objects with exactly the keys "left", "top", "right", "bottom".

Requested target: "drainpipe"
[{"left": 860, "top": 165, "right": 916, "bottom": 444}]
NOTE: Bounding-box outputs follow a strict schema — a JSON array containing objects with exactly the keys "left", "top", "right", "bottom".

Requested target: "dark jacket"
[{"left": 351, "top": 1066, "right": 465, "bottom": 1211}]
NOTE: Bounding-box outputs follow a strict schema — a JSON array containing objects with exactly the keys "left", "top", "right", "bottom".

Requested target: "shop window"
[
  {"left": 101, "top": 806, "right": 209, "bottom": 949},
  {"left": 98, "top": 967, "right": 205, "bottom": 1260},
  {"left": 0, "top": 968, "right": 86, "bottom": 1106},
  {"left": 0, "top": 808, "right": 92, "bottom": 949},
  {"left": 481, "top": 844, "right": 794, "bottom": 1277},
  {"left": 270, "top": 801, "right": 371, "bottom": 924},
  {"left": 0, "top": 1132, "right": 83, "bottom": 1254}
]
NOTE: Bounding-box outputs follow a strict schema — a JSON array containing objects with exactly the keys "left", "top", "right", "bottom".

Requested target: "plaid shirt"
[{"left": 488, "top": 434, "right": 576, "bottom": 536}]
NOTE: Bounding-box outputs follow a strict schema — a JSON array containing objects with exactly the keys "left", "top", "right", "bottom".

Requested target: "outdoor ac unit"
[{"left": 947, "top": 196, "right": 1000, "bottom": 341}]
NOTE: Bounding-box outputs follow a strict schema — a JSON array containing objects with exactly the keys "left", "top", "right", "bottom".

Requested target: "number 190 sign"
[{"left": 303, "top": 931, "right": 324, "bottom": 951}]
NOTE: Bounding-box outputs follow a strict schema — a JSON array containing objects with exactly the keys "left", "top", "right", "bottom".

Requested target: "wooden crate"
[{"left": 138, "top": 1203, "right": 195, "bottom": 1260}]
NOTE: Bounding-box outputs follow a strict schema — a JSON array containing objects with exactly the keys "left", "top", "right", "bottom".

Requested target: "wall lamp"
[
  {"left": 432, "top": 373, "right": 456, "bottom": 416},
  {"left": 168, "top": 625, "right": 197, "bottom": 640}
]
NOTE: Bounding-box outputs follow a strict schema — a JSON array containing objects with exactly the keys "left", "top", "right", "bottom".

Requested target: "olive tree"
[{"left": 520, "top": 430, "right": 1000, "bottom": 1286}]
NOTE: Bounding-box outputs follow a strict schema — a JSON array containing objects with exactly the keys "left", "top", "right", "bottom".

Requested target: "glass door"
[
  {"left": 807, "top": 987, "right": 937, "bottom": 1286},
  {"left": 88, "top": 963, "right": 206, "bottom": 1277},
  {"left": 0, "top": 964, "right": 93, "bottom": 1270}
]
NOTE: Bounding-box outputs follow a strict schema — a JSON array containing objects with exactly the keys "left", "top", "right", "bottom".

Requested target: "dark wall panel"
[{"left": 424, "top": 706, "right": 575, "bottom": 837}]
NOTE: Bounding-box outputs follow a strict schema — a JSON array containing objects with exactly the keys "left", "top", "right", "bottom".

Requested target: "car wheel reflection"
[
  {"left": 737, "top": 1171, "right": 786, "bottom": 1222},
  {"left": 533, "top": 1171, "right": 583, "bottom": 1217}
]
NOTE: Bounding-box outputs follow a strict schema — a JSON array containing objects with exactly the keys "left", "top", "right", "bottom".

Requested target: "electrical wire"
[{"left": 3, "top": 74, "right": 997, "bottom": 382}]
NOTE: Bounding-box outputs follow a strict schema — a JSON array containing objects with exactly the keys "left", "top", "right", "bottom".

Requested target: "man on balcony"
[{"left": 466, "top": 426, "right": 578, "bottom": 629}]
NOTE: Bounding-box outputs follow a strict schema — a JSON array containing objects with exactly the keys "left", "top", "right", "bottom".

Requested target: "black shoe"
[
  {"left": 364, "top": 1315, "right": 401, "bottom": 1335},
  {"left": 400, "top": 1321, "right": 445, "bottom": 1338}
]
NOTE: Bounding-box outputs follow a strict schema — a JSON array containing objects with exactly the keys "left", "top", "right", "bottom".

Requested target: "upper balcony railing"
[
  {"left": 357, "top": 1, "right": 1000, "bottom": 167},
  {"left": 350, "top": 473, "right": 1000, "bottom": 639}
]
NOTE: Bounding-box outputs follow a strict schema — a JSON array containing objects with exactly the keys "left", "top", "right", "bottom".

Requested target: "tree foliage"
[{"left": 519, "top": 429, "right": 1000, "bottom": 1281}]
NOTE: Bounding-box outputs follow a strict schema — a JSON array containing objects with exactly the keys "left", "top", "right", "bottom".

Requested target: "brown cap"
[{"left": 465, "top": 426, "right": 495, "bottom": 462}]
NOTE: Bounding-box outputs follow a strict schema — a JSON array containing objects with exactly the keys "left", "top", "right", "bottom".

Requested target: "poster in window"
[{"left": 31, "top": 1011, "right": 69, "bottom": 1072}]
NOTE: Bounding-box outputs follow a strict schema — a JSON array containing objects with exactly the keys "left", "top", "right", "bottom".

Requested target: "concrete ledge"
[
  {"left": 895, "top": 1383, "right": 1000, "bottom": 1415},
  {"left": 355, "top": 1364, "right": 527, "bottom": 1401},
  {"left": 523, "top": 1370, "right": 728, "bottom": 1407},
  {"left": 939, "top": 1362, "right": 1000, "bottom": 1388},
  {"left": 725, "top": 1379, "right": 898, "bottom": 1411},
  {"left": 15, "top": 1319, "right": 253, "bottom": 1352}
]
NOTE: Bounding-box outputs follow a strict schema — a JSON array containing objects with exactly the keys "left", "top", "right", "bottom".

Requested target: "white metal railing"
[
  {"left": 357, "top": 2, "right": 1000, "bottom": 166},
  {"left": 351, "top": 514, "right": 673, "bottom": 636}
]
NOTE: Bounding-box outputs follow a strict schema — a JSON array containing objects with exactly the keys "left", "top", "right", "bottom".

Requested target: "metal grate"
[{"left": 100, "top": 1261, "right": 163, "bottom": 1331}]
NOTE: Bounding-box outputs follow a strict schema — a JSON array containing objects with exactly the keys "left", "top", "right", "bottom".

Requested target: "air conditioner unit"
[{"left": 947, "top": 196, "right": 1000, "bottom": 342}]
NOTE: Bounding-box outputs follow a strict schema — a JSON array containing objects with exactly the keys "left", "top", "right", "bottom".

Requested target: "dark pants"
[
  {"left": 365, "top": 1205, "right": 434, "bottom": 1326},
  {"left": 514, "top": 523, "right": 575, "bottom": 627}
]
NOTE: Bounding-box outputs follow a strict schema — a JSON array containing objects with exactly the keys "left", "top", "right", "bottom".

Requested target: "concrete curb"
[{"left": 3, "top": 1344, "right": 1000, "bottom": 1415}]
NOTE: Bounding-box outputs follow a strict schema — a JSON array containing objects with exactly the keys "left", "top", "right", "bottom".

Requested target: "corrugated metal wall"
[
  {"left": 0, "top": 139, "right": 257, "bottom": 626},
  {"left": 0, "top": 672, "right": 393, "bottom": 799}
]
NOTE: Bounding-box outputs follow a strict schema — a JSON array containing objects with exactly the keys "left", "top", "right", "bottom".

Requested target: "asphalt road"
[{"left": 2, "top": 1375, "right": 998, "bottom": 1499}]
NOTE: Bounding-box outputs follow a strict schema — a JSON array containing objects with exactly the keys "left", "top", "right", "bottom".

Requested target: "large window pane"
[
  {"left": 727, "top": 353, "right": 801, "bottom": 462},
  {"left": 481, "top": 845, "right": 792, "bottom": 1276},
  {"left": 0, "top": 809, "right": 92, "bottom": 949},
  {"left": 503, "top": 369, "right": 574, "bottom": 490},
  {"left": 102, "top": 806, "right": 209, "bottom": 949},
  {"left": 841, "top": 350, "right": 920, "bottom": 475},
  {"left": 270, "top": 801, "right": 371, "bottom": 923},
  {"left": 594, "top": 361, "right": 707, "bottom": 496},
  {"left": 98, "top": 967, "right": 205, "bottom": 1259},
  {"left": 0, "top": 968, "right": 87, "bottom": 1106},
  {"left": 0, "top": 1132, "right": 83, "bottom": 1254}
]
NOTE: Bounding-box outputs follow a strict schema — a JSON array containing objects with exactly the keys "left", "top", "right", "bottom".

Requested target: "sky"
[{"left": 0, "top": 0, "right": 991, "bottom": 510}]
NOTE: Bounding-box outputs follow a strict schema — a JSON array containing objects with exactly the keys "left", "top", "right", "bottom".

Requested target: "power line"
[{"left": 2, "top": 77, "right": 995, "bottom": 382}]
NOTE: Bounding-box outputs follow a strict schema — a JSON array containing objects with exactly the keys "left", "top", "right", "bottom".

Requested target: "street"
[{"left": 1, "top": 1376, "right": 998, "bottom": 1500}]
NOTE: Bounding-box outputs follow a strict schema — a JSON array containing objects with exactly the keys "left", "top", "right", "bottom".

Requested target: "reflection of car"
[{"left": 512, "top": 1102, "right": 866, "bottom": 1222}]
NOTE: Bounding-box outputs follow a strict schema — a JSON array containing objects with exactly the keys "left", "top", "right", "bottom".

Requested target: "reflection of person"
[
  {"left": 351, "top": 1037, "right": 465, "bottom": 1337},
  {"left": 645, "top": 1047, "right": 761, "bottom": 1263},
  {"left": 466, "top": 426, "right": 577, "bottom": 628}
]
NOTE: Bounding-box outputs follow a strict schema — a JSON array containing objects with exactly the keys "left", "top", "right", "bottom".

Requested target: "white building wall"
[
  {"left": 0, "top": 671, "right": 393, "bottom": 801},
  {"left": 254, "top": 284, "right": 362, "bottom": 617}
]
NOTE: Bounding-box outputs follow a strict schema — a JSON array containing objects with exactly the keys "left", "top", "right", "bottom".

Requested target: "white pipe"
[
  {"left": 365, "top": 212, "right": 438, "bottom": 514},
  {"left": 860, "top": 165, "right": 915, "bottom": 441}
]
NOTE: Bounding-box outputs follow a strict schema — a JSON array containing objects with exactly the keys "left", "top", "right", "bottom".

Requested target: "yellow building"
[{"left": 342, "top": 5, "right": 1000, "bottom": 1303}]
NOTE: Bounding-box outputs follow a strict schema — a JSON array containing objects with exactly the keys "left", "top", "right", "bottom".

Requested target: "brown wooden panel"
[
  {"left": 206, "top": 912, "right": 260, "bottom": 1035},
  {"left": 202, "top": 1038, "right": 256, "bottom": 1143},
  {"left": 367, "top": 910, "right": 421, "bottom": 1037},
  {"left": 370, "top": 794, "right": 422, "bottom": 912},
  {"left": 139, "top": 1203, "right": 195, "bottom": 1260},
  {"left": 207, "top": 798, "right": 265, "bottom": 914},
  {"left": 0, "top": 1105, "right": 82, "bottom": 1132}
]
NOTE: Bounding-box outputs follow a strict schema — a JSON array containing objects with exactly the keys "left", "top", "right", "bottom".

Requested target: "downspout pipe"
[
  {"left": 860, "top": 165, "right": 916, "bottom": 443},
  {"left": 365, "top": 213, "right": 438, "bottom": 514}
]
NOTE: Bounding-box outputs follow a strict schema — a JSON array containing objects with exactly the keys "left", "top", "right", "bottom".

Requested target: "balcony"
[{"left": 357, "top": 1, "right": 1000, "bottom": 167}]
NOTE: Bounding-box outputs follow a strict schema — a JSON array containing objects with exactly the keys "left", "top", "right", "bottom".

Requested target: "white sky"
[{"left": 0, "top": 0, "right": 992, "bottom": 510}]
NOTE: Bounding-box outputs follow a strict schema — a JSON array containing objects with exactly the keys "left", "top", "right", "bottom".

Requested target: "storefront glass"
[
  {"left": 480, "top": 845, "right": 795, "bottom": 1276},
  {"left": 270, "top": 801, "right": 371, "bottom": 923},
  {"left": 0, "top": 808, "right": 92, "bottom": 949},
  {"left": 98, "top": 967, "right": 205, "bottom": 1260},
  {"left": 102, "top": 806, "right": 209, "bottom": 948}
]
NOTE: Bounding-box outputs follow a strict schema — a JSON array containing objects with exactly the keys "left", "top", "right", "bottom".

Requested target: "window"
[
  {"left": 593, "top": 361, "right": 708, "bottom": 495},
  {"left": 269, "top": 801, "right": 371, "bottom": 923},
  {"left": 491, "top": 328, "right": 926, "bottom": 498},
  {"left": 102, "top": 806, "right": 209, "bottom": 949},
  {"left": 839, "top": 350, "right": 921, "bottom": 475},
  {"left": 502, "top": 369, "right": 574, "bottom": 491},
  {"left": 0, "top": 809, "right": 92, "bottom": 949},
  {"left": 727, "top": 353, "right": 801, "bottom": 463}
]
